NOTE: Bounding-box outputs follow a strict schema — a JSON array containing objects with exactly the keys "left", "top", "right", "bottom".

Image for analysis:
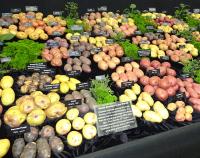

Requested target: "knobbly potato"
[
  {"left": 49, "top": 136, "right": 64, "bottom": 153},
  {"left": 20, "top": 142, "right": 37, "bottom": 158},
  {"left": 12, "top": 138, "right": 25, "bottom": 158},
  {"left": 24, "top": 127, "right": 39, "bottom": 143},
  {"left": 37, "top": 138, "right": 51, "bottom": 158}
]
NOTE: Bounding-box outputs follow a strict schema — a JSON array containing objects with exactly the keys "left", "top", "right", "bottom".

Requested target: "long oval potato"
[
  {"left": 12, "top": 138, "right": 25, "bottom": 158},
  {"left": 20, "top": 142, "right": 37, "bottom": 158},
  {"left": 37, "top": 138, "right": 51, "bottom": 158}
]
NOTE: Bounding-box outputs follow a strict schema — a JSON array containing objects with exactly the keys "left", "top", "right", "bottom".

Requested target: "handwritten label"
[
  {"left": 87, "top": 8, "right": 95, "bottom": 12},
  {"left": 47, "top": 41, "right": 59, "bottom": 47},
  {"left": 66, "top": 70, "right": 81, "bottom": 77},
  {"left": 160, "top": 55, "right": 169, "bottom": 61},
  {"left": 71, "top": 35, "right": 80, "bottom": 40},
  {"left": 95, "top": 75, "right": 105, "bottom": 80},
  {"left": 94, "top": 102, "right": 137, "bottom": 137},
  {"left": 92, "top": 47, "right": 102, "bottom": 53},
  {"left": 106, "top": 39, "right": 114, "bottom": 44},
  {"left": 11, "top": 8, "right": 21, "bottom": 13},
  {"left": 157, "top": 29, "right": 164, "bottom": 34},
  {"left": 65, "top": 99, "right": 82, "bottom": 106},
  {"left": 180, "top": 73, "right": 190, "bottom": 80},
  {"left": 175, "top": 92, "right": 186, "bottom": 101},
  {"left": 52, "top": 31, "right": 62, "bottom": 36},
  {"left": 2, "top": 13, "right": 13, "bottom": 17},
  {"left": 82, "top": 32, "right": 91, "bottom": 37},
  {"left": 76, "top": 82, "right": 90, "bottom": 90},
  {"left": 171, "top": 30, "right": 177, "bottom": 34},
  {"left": 40, "top": 69, "right": 56, "bottom": 75},
  {"left": 69, "top": 51, "right": 81, "bottom": 57},
  {"left": 97, "top": 6, "right": 108, "bottom": 12},
  {"left": 193, "top": 9, "right": 200, "bottom": 13},
  {"left": 25, "top": 6, "right": 38, "bottom": 12},
  {"left": 139, "top": 40, "right": 150, "bottom": 44},
  {"left": 149, "top": 8, "right": 156, "bottom": 12},
  {"left": 70, "top": 25, "right": 83, "bottom": 31},
  {"left": 23, "top": 22, "right": 33, "bottom": 27},
  {"left": 48, "top": 21, "right": 59, "bottom": 26},
  {"left": 138, "top": 50, "right": 151, "bottom": 57},
  {"left": 146, "top": 25, "right": 155, "bottom": 30},
  {"left": 0, "top": 57, "right": 11, "bottom": 63},
  {"left": 27, "top": 63, "right": 47, "bottom": 71},
  {"left": 134, "top": 30, "right": 142, "bottom": 35},
  {"left": 179, "top": 45, "right": 185, "bottom": 49}
]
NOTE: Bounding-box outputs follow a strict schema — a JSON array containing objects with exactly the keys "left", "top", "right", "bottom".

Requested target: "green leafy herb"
[
  {"left": 65, "top": 2, "right": 79, "bottom": 19},
  {"left": 118, "top": 40, "right": 140, "bottom": 60},
  {"left": 0, "top": 39, "right": 45, "bottom": 72},
  {"left": 174, "top": 4, "right": 190, "bottom": 21},
  {"left": 90, "top": 76, "right": 117, "bottom": 104},
  {"left": 124, "top": 4, "right": 156, "bottom": 33},
  {"left": 0, "top": 33, "right": 15, "bottom": 42},
  {"left": 183, "top": 59, "right": 200, "bottom": 83}
]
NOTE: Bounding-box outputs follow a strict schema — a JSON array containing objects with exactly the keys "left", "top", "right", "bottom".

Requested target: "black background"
[
  {"left": 1, "top": 0, "right": 200, "bottom": 158},
  {"left": 0, "top": 0, "right": 200, "bottom": 15}
]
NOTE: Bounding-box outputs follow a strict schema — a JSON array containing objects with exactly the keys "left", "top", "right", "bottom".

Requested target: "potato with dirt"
[
  {"left": 12, "top": 138, "right": 25, "bottom": 158},
  {"left": 24, "top": 127, "right": 39, "bottom": 143},
  {"left": 20, "top": 142, "right": 37, "bottom": 158},
  {"left": 49, "top": 136, "right": 64, "bottom": 153},
  {"left": 39, "top": 125, "right": 55, "bottom": 139},
  {"left": 37, "top": 138, "right": 51, "bottom": 158}
]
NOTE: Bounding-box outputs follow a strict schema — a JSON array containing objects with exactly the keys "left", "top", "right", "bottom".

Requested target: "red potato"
[
  {"left": 140, "top": 76, "right": 149, "bottom": 86},
  {"left": 119, "top": 73, "right": 128, "bottom": 82},
  {"left": 173, "top": 84, "right": 179, "bottom": 91},
  {"left": 186, "top": 78, "right": 193, "bottom": 83},
  {"left": 165, "top": 76, "right": 177, "bottom": 86},
  {"left": 170, "top": 54, "right": 179, "bottom": 62},
  {"left": 158, "top": 79, "right": 170, "bottom": 89},
  {"left": 133, "top": 68, "right": 144, "bottom": 78},
  {"left": 193, "top": 105, "right": 200, "bottom": 112},
  {"left": 187, "top": 87, "right": 199, "bottom": 98},
  {"left": 159, "top": 66, "right": 167, "bottom": 76},
  {"left": 176, "top": 78, "right": 184, "bottom": 87},
  {"left": 166, "top": 50, "right": 174, "bottom": 56},
  {"left": 167, "top": 87, "right": 176, "bottom": 96},
  {"left": 189, "top": 98, "right": 200, "bottom": 105},
  {"left": 161, "top": 62, "right": 171, "bottom": 68},
  {"left": 155, "top": 88, "right": 168, "bottom": 101},
  {"left": 144, "top": 85, "right": 155, "bottom": 95},
  {"left": 166, "top": 68, "right": 176, "bottom": 76},
  {"left": 149, "top": 76, "right": 160, "bottom": 86},
  {"left": 140, "top": 58, "right": 151, "bottom": 68},
  {"left": 184, "top": 81, "right": 192, "bottom": 88},
  {"left": 180, "top": 87, "right": 186, "bottom": 93},
  {"left": 192, "top": 83, "right": 200, "bottom": 95},
  {"left": 151, "top": 60, "right": 161, "bottom": 69}
]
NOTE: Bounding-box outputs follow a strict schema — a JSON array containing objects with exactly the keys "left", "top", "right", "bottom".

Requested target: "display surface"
[{"left": 0, "top": 1, "right": 200, "bottom": 158}]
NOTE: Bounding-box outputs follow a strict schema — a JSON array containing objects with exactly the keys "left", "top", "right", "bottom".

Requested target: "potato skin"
[
  {"left": 20, "top": 142, "right": 37, "bottom": 158},
  {"left": 80, "top": 56, "right": 91, "bottom": 65},
  {"left": 37, "top": 138, "right": 51, "bottom": 158},
  {"left": 12, "top": 138, "right": 25, "bottom": 158},
  {"left": 49, "top": 136, "right": 64, "bottom": 153},
  {"left": 24, "top": 127, "right": 39, "bottom": 143},
  {"left": 39, "top": 125, "right": 55, "bottom": 139},
  {"left": 82, "top": 64, "right": 91, "bottom": 73}
]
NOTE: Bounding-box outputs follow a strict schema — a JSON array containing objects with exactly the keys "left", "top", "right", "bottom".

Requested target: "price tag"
[
  {"left": 162, "top": 22, "right": 170, "bottom": 26},
  {"left": 0, "top": 21, "right": 10, "bottom": 27},
  {"left": 53, "top": 11, "right": 63, "bottom": 16},
  {"left": 40, "top": 69, "right": 56, "bottom": 75},
  {"left": 87, "top": 8, "right": 95, "bottom": 12},
  {"left": 180, "top": 73, "right": 190, "bottom": 80},
  {"left": 11, "top": 8, "right": 21, "bottom": 13},
  {"left": 179, "top": 45, "right": 185, "bottom": 49},
  {"left": 69, "top": 51, "right": 81, "bottom": 57},
  {"left": 156, "top": 29, "right": 164, "bottom": 33},
  {"left": 106, "top": 39, "right": 114, "bottom": 44},
  {"left": 2, "top": 13, "right": 13, "bottom": 17},
  {"left": 52, "top": 31, "right": 62, "bottom": 36},
  {"left": 138, "top": 50, "right": 151, "bottom": 57},
  {"left": 47, "top": 41, "right": 59, "bottom": 47},
  {"left": 149, "top": 8, "right": 156, "bottom": 12},
  {"left": 94, "top": 101, "right": 137, "bottom": 137},
  {"left": 97, "top": 31, "right": 107, "bottom": 36},
  {"left": 190, "top": 27, "right": 197, "bottom": 31},
  {"left": 25, "top": 6, "right": 38, "bottom": 12},
  {"left": 23, "top": 22, "right": 33, "bottom": 27},
  {"left": 193, "top": 9, "right": 200, "bottom": 13},
  {"left": 6, "top": 124, "right": 30, "bottom": 137},
  {"left": 97, "top": 6, "right": 108, "bottom": 12},
  {"left": 160, "top": 55, "right": 169, "bottom": 61},
  {"left": 82, "top": 32, "right": 91, "bottom": 37},
  {"left": 158, "top": 34, "right": 164, "bottom": 40},
  {"left": 171, "top": 30, "right": 177, "bottom": 35},
  {"left": 48, "top": 21, "right": 59, "bottom": 26},
  {"left": 121, "top": 57, "right": 133, "bottom": 63},
  {"left": 66, "top": 70, "right": 81, "bottom": 77},
  {"left": 43, "top": 84, "right": 60, "bottom": 91},
  {"left": 162, "top": 10, "right": 167, "bottom": 14},
  {"left": 70, "top": 25, "right": 83, "bottom": 31},
  {"left": 71, "top": 35, "right": 80, "bottom": 40},
  {"left": 27, "top": 63, "right": 47, "bottom": 71},
  {"left": 146, "top": 25, "right": 155, "bottom": 30},
  {"left": 134, "top": 30, "right": 142, "bottom": 35},
  {"left": 76, "top": 82, "right": 91, "bottom": 90},
  {"left": 175, "top": 92, "right": 186, "bottom": 101},
  {"left": 139, "top": 40, "right": 150, "bottom": 44},
  {"left": 121, "top": 81, "right": 134, "bottom": 88},
  {"left": 65, "top": 99, "right": 82, "bottom": 106},
  {"left": 95, "top": 75, "right": 105, "bottom": 80},
  {"left": 92, "top": 47, "right": 102, "bottom": 53},
  {"left": 0, "top": 57, "right": 11, "bottom": 63},
  {"left": 26, "top": 15, "right": 35, "bottom": 19},
  {"left": 146, "top": 69, "right": 160, "bottom": 77}
]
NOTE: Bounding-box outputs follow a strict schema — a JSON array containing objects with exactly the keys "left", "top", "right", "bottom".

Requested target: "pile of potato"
[
  {"left": 64, "top": 90, "right": 97, "bottom": 113},
  {"left": 12, "top": 126, "right": 64, "bottom": 158},
  {"left": 167, "top": 101, "right": 193, "bottom": 122},
  {"left": 140, "top": 58, "right": 176, "bottom": 76},
  {"left": 56, "top": 111, "right": 97, "bottom": 146},
  {"left": 93, "top": 44, "right": 124, "bottom": 71},
  {"left": 42, "top": 37, "right": 69, "bottom": 66},
  {"left": 192, "top": 31, "right": 200, "bottom": 42},
  {"left": 17, "top": 73, "right": 53, "bottom": 93},
  {"left": 111, "top": 62, "right": 144, "bottom": 87},
  {"left": 131, "top": 92, "right": 169, "bottom": 123},
  {"left": 120, "top": 23, "right": 137, "bottom": 36}
]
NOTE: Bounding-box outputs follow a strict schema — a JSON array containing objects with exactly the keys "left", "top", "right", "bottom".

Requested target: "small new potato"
[
  {"left": 84, "top": 112, "right": 97, "bottom": 125},
  {"left": 175, "top": 101, "right": 185, "bottom": 108},
  {"left": 66, "top": 108, "right": 79, "bottom": 121},
  {"left": 56, "top": 119, "right": 71, "bottom": 135},
  {"left": 72, "top": 117, "right": 85, "bottom": 130},
  {"left": 167, "top": 103, "right": 177, "bottom": 111},
  {"left": 82, "top": 124, "right": 97, "bottom": 140},
  {"left": 67, "top": 131, "right": 83, "bottom": 147},
  {"left": 185, "top": 106, "right": 193, "bottom": 114}
]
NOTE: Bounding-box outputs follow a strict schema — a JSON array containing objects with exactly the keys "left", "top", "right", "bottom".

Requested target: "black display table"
[{"left": 80, "top": 123, "right": 200, "bottom": 158}]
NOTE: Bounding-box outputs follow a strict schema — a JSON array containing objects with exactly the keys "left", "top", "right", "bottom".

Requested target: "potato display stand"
[{"left": 0, "top": 0, "right": 200, "bottom": 158}]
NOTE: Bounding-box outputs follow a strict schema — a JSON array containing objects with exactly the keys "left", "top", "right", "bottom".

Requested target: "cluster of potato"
[
  {"left": 192, "top": 31, "right": 200, "bottom": 42},
  {"left": 93, "top": 44, "right": 124, "bottom": 71},
  {"left": 12, "top": 126, "right": 64, "bottom": 158},
  {"left": 0, "top": 16, "right": 18, "bottom": 27},
  {"left": 140, "top": 58, "right": 176, "bottom": 76},
  {"left": 83, "top": 12, "right": 136, "bottom": 37},
  {"left": 167, "top": 101, "right": 193, "bottom": 122},
  {"left": 64, "top": 90, "right": 97, "bottom": 114},
  {"left": 111, "top": 62, "right": 144, "bottom": 87},
  {"left": 42, "top": 37, "right": 69, "bottom": 66},
  {"left": 17, "top": 73, "right": 53, "bottom": 93},
  {"left": 4, "top": 91, "right": 67, "bottom": 128},
  {"left": 132, "top": 92, "right": 169, "bottom": 123}
]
